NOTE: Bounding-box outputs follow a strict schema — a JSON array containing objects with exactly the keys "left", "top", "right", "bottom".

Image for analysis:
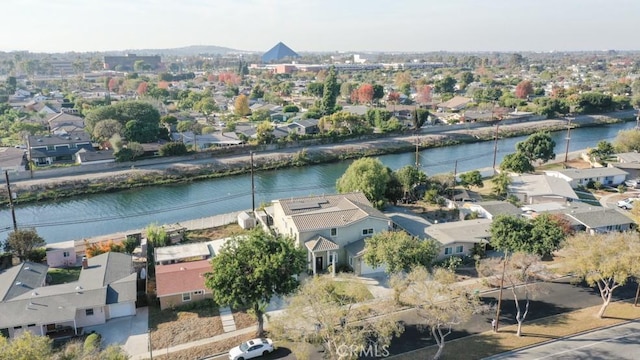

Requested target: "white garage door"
[
  {"left": 108, "top": 302, "right": 136, "bottom": 319},
  {"left": 359, "top": 259, "right": 387, "bottom": 275}
]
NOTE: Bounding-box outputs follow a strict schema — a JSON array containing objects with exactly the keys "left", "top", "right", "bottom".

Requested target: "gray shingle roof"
[
  {"left": 474, "top": 201, "right": 522, "bottom": 217},
  {"left": 546, "top": 167, "right": 629, "bottom": 179},
  {"left": 567, "top": 208, "right": 634, "bottom": 229},
  {"left": 0, "top": 252, "right": 135, "bottom": 329},
  {"left": 0, "top": 262, "right": 48, "bottom": 301},
  {"left": 425, "top": 219, "right": 492, "bottom": 245},
  {"left": 509, "top": 174, "right": 578, "bottom": 199}
]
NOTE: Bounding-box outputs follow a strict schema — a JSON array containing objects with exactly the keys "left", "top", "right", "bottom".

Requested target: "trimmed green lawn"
[{"left": 47, "top": 267, "right": 81, "bottom": 284}]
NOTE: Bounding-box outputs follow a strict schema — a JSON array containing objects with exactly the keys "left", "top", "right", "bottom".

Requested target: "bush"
[
  {"left": 83, "top": 332, "right": 101, "bottom": 355},
  {"left": 27, "top": 248, "right": 47, "bottom": 263},
  {"left": 283, "top": 105, "right": 299, "bottom": 113},
  {"left": 159, "top": 142, "right": 188, "bottom": 157}
]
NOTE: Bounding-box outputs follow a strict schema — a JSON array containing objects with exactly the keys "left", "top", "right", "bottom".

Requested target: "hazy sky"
[{"left": 2, "top": 0, "right": 639, "bottom": 53}]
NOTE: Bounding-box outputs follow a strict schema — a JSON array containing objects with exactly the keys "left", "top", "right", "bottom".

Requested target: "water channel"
[{"left": 2, "top": 121, "right": 636, "bottom": 244}]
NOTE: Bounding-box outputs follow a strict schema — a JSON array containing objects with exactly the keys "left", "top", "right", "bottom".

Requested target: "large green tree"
[
  {"left": 394, "top": 165, "right": 427, "bottom": 195},
  {"left": 336, "top": 157, "right": 391, "bottom": 208},
  {"left": 613, "top": 129, "right": 640, "bottom": 153},
  {"left": 84, "top": 101, "right": 161, "bottom": 143},
  {"left": 490, "top": 214, "right": 565, "bottom": 257},
  {"left": 4, "top": 229, "right": 46, "bottom": 262},
  {"left": 458, "top": 170, "right": 484, "bottom": 190},
  {"left": 364, "top": 231, "right": 438, "bottom": 274},
  {"left": 500, "top": 152, "right": 534, "bottom": 173},
  {"left": 205, "top": 228, "right": 306, "bottom": 335},
  {"left": 515, "top": 132, "right": 556, "bottom": 164},
  {"left": 321, "top": 66, "right": 339, "bottom": 115},
  {"left": 92, "top": 119, "right": 123, "bottom": 143}
]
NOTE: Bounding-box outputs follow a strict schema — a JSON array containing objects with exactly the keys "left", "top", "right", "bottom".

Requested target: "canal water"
[{"left": 1, "top": 121, "right": 635, "bottom": 244}]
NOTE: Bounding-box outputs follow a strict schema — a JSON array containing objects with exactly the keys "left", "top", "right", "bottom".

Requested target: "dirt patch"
[
  {"left": 233, "top": 310, "right": 258, "bottom": 330},
  {"left": 186, "top": 224, "right": 245, "bottom": 242},
  {"left": 150, "top": 303, "right": 222, "bottom": 350}
]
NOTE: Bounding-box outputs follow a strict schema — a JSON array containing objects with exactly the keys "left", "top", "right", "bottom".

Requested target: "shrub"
[
  {"left": 159, "top": 142, "right": 188, "bottom": 157},
  {"left": 27, "top": 248, "right": 47, "bottom": 263},
  {"left": 83, "top": 332, "right": 101, "bottom": 355}
]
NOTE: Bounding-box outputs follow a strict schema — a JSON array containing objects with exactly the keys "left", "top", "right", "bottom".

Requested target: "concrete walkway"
[{"left": 219, "top": 306, "right": 237, "bottom": 332}]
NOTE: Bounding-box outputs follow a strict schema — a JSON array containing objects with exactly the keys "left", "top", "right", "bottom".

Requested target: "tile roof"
[
  {"left": 155, "top": 260, "right": 211, "bottom": 297},
  {"left": 305, "top": 236, "right": 339, "bottom": 252},
  {"left": 276, "top": 193, "right": 389, "bottom": 232}
]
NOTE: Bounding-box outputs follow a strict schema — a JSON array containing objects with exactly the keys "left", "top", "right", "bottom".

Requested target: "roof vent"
[
  {"left": 180, "top": 267, "right": 186, "bottom": 271},
  {"left": 31, "top": 292, "right": 38, "bottom": 296},
  {"left": 15, "top": 281, "right": 22, "bottom": 286},
  {"left": 75, "top": 137, "right": 80, "bottom": 140},
  {"left": 37, "top": 139, "right": 42, "bottom": 142},
  {"left": 24, "top": 266, "right": 30, "bottom": 270}
]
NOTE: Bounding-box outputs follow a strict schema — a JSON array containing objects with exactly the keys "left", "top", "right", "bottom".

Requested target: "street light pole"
[{"left": 250, "top": 151, "right": 255, "bottom": 212}]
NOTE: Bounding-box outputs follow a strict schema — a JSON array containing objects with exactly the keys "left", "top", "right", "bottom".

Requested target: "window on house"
[
  {"left": 13, "top": 326, "right": 22, "bottom": 330},
  {"left": 85, "top": 309, "right": 94, "bottom": 316},
  {"left": 27, "top": 324, "right": 36, "bottom": 327},
  {"left": 47, "top": 145, "right": 54, "bottom": 151},
  {"left": 330, "top": 228, "right": 337, "bottom": 236},
  {"left": 63, "top": 251, "right": 70, "bottom": 257},
  {"left": 349, "top": 257, "right": 353, "bottom": 266},
  {"left": 193, "top": 290, "right": 204, "bottom": 295},
  {"left": 329, "top": 253, "right": 338, "bottom": 264},
  {"left": 70, "top": 143, "right": 77, "bottom": 149},
  {"left": 362, "top": 228, "right": 374, "bottom": 236},
  {"left": 444, "top": 247, "right": 453, "bottom": 255},
  {"left": 455, "top": 245, "right": 464, "bottom": 254},
  {"left": 182, "top": 292, "right": 191, "bottom": 302}
]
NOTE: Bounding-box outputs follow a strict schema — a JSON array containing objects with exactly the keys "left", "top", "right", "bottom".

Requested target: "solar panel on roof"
[{"left": 289, "top": 201, "right": 322, "bottom": 210}]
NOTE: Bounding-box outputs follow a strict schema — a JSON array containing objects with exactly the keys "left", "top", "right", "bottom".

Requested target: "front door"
[{"left": 315, "top": 256, "right": 323, "bottom": 272}]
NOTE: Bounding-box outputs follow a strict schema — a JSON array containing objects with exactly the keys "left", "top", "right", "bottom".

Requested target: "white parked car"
[
  {"left": 624, "top": 179, "right": 640, "bottom": 189},
  {"left": 228, "top": 338, "right": 274, "bottom": 360},
  {"left": 617, "top": 198, "right": 639, "bottom": 210}
]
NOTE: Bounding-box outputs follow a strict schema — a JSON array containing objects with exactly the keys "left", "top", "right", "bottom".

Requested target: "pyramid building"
[{"left": 262, "top": 42, "right": 300, "bottom": 63}]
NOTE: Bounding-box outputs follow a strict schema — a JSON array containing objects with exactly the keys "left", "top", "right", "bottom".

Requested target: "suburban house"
[
  {"left": 462, "top": 200, "right": 522, "bottom": 220},
  {"left": 75, "top": 149, "right": 115, "bottom": 165},
  {"left": 265, "top": 193, "right": 392, "bottom": 275},
  {"left": 0, "top": 252, "right": 137, "bottom": 339},
  {"left": 28, "top": 132, "right": 93, "bottom": 165},
  {"left": 45, "top": 240, "right": 77, "bottom": 268},
  {"left": 522, "top": 202, "right": 634, "bottom": 234},
  {"left": 544, "top": 168, "right": 629, "bottom": 188},
  {"left": 607, "top": 152, "right": 640, "bottom": 179},
  {"left": 437, "top": 96, "right": 473, "bottom": 112},
  {"left": 424, "top": 219, "right": 492, "bottom": 258},
  {"left": 44, "top": 112, "right": 85, "bottom": 131},
  {"left": 508, "top": 174, "right": 579, "bottom": 204},
  {"left": 155, "top": 260, "right": 212, "bottom": 310},
  {"left": 0, "top": 147, "right": 26, "bottom": 173},
  {"left": 287, "top": 119, "right": 320, "bottom": 135},
  {"left": 386, "top": 210, "right": 483, "bottom": 259},
  {"left": 173, "top": 131, "right": 243, "bottom": 148},
  {"left": 154, "top": 239, "right": 228, "bottom": 309}
]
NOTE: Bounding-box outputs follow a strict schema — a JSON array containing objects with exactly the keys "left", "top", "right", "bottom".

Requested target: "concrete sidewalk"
[{"left": 130, "top": 325, "right": 258, "bottom": 360}]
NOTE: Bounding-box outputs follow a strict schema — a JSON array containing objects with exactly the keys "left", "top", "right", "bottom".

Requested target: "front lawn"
[
  {"left": 185, "top": 224, "right": 245, "bottom": 243},
  {"left": 48, "top": 267, "right": 81, "bottom": 285},
  {"left": 149, "top": 299, "right": 257, "bottom": 350}
]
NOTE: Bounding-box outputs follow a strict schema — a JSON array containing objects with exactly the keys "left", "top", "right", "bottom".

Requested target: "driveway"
[{"left": 83, "top": 306, "right": 149, "bottom": 358}]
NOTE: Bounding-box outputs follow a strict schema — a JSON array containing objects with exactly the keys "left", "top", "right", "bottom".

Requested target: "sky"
[{"left": 2, "top": 0, "right": 639, "bottom": 53}]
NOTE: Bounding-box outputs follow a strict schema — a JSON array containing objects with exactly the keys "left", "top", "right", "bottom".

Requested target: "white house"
[
  {"left": 544, "top": 168, "right": 629, "bottom": 188},
  {"left": 509, "top": 174, "right": 579, "bottom": 204}
]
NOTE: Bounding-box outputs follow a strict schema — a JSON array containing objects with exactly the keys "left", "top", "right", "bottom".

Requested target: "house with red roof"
[{"left": 155, "top": 260, "right": 212, "bottom": 310}]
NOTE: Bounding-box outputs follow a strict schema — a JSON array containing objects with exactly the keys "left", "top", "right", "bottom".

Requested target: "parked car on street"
[{"left": 228, "top": 338, "right": 274, "bottom": 360}]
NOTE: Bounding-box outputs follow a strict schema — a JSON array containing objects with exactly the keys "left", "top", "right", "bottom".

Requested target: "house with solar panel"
[{"left": 264, "top": 192, "right": 392, "bottom": 276}]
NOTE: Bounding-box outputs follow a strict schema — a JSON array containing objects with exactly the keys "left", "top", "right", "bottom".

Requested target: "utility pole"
[
  {"left": 492, "top": 123, "right": 500, "bottom": 171},
  {"left": 495, "top": 252, "right": 508, "bottom": 332},
  {"left": 415, "top": 139, "right": 420, "bottom": 169},
  {"left": 250, "top": 151, "right": 255, "bottom": 212},
  {"left": 5, "top": 171, "right": 17, "bottom": 231},
  {"left": 148, "top": 329, "right": 153, "bottom": 360},
  {"left": 634, "top": 281, "right": 640, "bottom": 307},
  {"left": 450, "top": 160, "right": 458, "bottom": 200},
  {"left": 26, "top": 136, "right": 33, "bottom": 179},
  {"left": 564, "top": 118, "right": 572, "bottom": 163}
]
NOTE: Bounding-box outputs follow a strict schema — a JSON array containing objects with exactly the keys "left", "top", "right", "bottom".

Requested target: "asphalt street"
[
  {"left": 206, "top": 278, "right": 639, "bottom": 360},
  {"left": 485, "top": 320, "right": 640, "bottom": 359}
]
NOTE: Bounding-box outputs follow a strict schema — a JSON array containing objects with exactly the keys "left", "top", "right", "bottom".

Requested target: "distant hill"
[{"left": 122, "top": 45, "right": 253, "bottom": 56}]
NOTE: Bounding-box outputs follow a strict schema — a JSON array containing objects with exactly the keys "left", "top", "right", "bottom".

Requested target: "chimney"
[{"left": 82, "top": 256, "right": 88, "bottom": 269}]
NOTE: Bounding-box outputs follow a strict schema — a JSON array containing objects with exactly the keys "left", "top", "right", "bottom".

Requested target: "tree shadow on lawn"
[{"left": 571, "top": 279, "right": 639, "bottom": 302}]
